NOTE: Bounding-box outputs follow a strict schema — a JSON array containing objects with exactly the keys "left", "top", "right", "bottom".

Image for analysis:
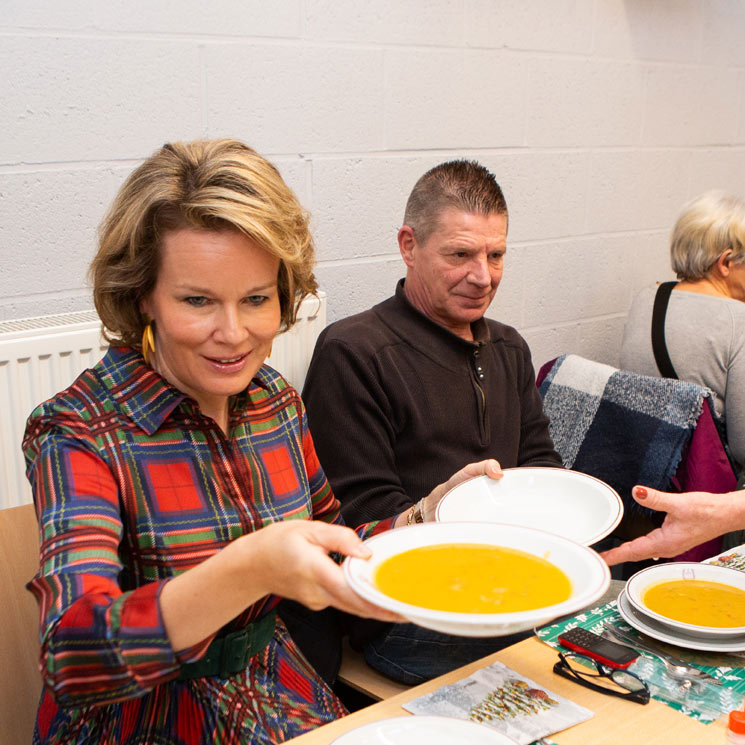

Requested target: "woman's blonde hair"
[
  {"left": 90, "top": 138, "right": 317, "bottom": 346},
  {"left": 671, "top": 190, "right": 745, "bottom": 280}
]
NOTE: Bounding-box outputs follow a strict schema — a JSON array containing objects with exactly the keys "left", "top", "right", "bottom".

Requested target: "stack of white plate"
[
  {"left": 617, "top": 562, "right": 745, "bottom": 653},
  {"left": 345, "top": 468, "right": 621, "bottom": 637}
]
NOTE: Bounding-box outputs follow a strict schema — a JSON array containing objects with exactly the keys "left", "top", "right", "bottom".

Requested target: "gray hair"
[
  {"left": 403, "top": 160, "right": 508, "bottom": 245},
  {"left": 671, "top": 191, "right": 745, "bottom": 280}
]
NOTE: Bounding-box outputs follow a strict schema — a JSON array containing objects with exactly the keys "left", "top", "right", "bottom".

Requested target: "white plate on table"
[
  {"left": 625, "top": 562, "right": 745, "bottom": 639},
  {"left": 330, "top": 716, "right": 519, "bottom": 744},
  {"left": 617, "top": 589, "right": 745, "bottom": 654},
  {"left": 435, "top": 467, "right": 623, "bottom": 547},
  {"left": 344, "top": 521, "right": 610, "bottom": 637}
]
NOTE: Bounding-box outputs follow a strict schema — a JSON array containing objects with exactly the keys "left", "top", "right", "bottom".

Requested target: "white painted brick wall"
[
  {"left": 481, "top": 151, "right": 590, "bottom": 243},
  {"left": 205, "top": 44, "right": 386, "bottom": 154},
  {"left": 466, "top": 0, "right": 597, "bottom": 54},
  {"left": 384, "top": 49, "right": 526, "bottom": 149},
  {"left": 525, "top": 58, "right": 645, "bottom": 148},
  {"left": 0, "top": 37, "right": 204, "bottom": 162},
  {"left": 644, "top": 65, "right": 740, "bottom": 146},
  {"left": 2, "top": 0, "right": 744, "bottom": 372},
  {"left": 305, "top": 0, "right": 463, "bottom": 45}
]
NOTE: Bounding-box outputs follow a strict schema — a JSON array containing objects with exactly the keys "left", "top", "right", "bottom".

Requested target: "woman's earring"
[
  {"left": 265, "top": 341, "right": 273, "bottom": 361},
  {"left": 142, "top": 322, "right": 156, "bottom": 365}
]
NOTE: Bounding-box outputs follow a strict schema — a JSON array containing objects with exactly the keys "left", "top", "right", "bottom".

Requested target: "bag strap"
[{"left": 651, "top": 281, "right": 679, "bottom": 379}]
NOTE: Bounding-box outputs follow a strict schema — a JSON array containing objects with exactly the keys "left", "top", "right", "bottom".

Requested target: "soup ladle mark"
[{"left": 601, "top": 625, "right": 723, "bottom": 686}]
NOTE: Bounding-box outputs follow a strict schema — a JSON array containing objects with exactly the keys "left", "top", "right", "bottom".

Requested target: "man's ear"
[{"left": 398, "top": 225, "right": 417, "bottom": 268}]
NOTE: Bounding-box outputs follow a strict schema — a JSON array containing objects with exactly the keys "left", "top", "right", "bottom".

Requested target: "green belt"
[{"left": 178, "top": 611, "right": 277, "bottom": 681}]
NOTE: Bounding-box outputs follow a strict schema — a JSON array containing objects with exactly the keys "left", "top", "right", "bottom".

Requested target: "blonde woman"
[{"left": 24, "top": 138, "right": 500, "bottom": 745}]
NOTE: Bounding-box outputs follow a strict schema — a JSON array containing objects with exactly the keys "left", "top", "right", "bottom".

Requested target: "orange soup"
[
  {"left": 643, "top": 579, "right": 745, "bottom": 628},
  {"left": 374, "top": 543, "right": 571, "bottom": 613}
]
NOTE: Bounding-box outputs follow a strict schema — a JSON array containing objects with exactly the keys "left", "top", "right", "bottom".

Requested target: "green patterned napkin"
[{"left": 536, "top": 598, "right": 745, "bottom": 723}]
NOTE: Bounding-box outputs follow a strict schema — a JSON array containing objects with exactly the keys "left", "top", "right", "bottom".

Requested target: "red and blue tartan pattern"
[{"left": 23, "top": 346, "right": 393, "bottom": 744}]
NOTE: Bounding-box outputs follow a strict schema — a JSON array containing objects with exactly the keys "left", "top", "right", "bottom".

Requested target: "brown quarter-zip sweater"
[{"left": 302, "top": 279, "right": 561, "bottom": 527}]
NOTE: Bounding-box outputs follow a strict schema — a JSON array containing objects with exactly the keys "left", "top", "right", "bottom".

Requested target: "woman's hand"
[
  {"left": 248, "top": 520, "right": 404, "bottom": 621},
  {"left": 161, "top": 519, "right": 403, "bottom": 652},
  {"left": 600, "top": 486, "right": 742, "bottom": 566},
  {"left": 395, "top": 459, "right": 503, "bottom": 526}
]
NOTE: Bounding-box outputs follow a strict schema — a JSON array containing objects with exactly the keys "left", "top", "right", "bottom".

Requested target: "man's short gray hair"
[{"left": 403, "top": 160, "right": 508, "bottom": 244}]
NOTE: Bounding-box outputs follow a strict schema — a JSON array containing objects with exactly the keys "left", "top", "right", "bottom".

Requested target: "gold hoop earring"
[
  {"left": 265, "top": 341, "right": 273, "bottom": 361},
  {"left": 142, "top": 322, "right": 156, "bottom": 366}
]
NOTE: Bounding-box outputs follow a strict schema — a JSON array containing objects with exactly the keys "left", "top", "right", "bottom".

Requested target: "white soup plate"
[
  {"left": 625, "top": 562, "right": 745, "bottom": 638},
  {"left": 344, "top": 521, "right": 610, "bottom": 637},
  {"left": 330, "top": 716, "right": 519, "bottom": 745},
  {"left": 435, "top": 467, "right": 622, "bottom": 547},
  {"left": 617, "top": 590, "right": 745, "bottom": 654}
]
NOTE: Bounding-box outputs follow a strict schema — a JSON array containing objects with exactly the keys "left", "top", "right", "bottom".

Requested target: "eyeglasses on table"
[{"left": 553, "top": 651, "right": 650, "bottom": 705}]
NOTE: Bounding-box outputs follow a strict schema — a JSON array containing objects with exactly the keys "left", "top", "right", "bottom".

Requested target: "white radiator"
[{"left": 0, "top": 292, "right": 326, "bottom": 509}]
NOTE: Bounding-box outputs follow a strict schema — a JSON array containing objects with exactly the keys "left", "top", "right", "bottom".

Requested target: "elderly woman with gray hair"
[{"left": 620, "top": 191, "right": 745, "bottom": 474}]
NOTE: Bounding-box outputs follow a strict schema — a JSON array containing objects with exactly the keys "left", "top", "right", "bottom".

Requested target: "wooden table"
[{"left": 286, "top": 635, "right": 728, "bottom": 744}]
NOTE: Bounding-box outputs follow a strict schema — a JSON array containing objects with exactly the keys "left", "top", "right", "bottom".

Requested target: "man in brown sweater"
[{"left": 300, "top": 160, "right": 561, "bottom": 684}]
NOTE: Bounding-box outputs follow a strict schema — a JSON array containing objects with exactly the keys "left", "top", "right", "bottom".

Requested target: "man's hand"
[{"left": 421, "top": 459, "right": 503, "bottom": 521}]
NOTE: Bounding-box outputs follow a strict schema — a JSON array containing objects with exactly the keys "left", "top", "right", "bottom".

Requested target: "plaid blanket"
[{"left": 538, "top": 354, "right": 713, "bottom": 518}]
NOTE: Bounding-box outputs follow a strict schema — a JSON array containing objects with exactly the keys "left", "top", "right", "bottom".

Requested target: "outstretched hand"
[
  {"left": 251, "top": 520, "right": 404, "bottom": 622},
  {"left": 600, "top": 486, "right": 739, "bottom": 566},
  {"left": 161, "top": 518, "right": 404, "bottom": 653}
]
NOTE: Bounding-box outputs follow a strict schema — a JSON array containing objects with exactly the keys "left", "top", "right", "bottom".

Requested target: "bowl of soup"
[
  {"left": 343, "top": 522, "right": 610, "bottom": 637},
  {"left": 626, "top": 562, "right": 745, "bottom": 638}
]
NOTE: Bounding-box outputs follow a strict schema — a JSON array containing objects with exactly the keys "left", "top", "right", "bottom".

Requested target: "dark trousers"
[{"left": 363, "top": 622, "right": 531, "bottom": 685}]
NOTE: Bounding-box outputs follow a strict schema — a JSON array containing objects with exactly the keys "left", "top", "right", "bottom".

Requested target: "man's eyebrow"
[{"left": 443, "top": 242, "right": 506, "bottom": 250}]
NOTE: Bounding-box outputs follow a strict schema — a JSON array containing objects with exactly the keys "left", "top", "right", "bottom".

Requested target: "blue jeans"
[{"left": 363, "top": 622, "right": 531, "bottom": 685}]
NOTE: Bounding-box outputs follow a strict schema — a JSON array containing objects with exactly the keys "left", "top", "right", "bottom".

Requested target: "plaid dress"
[{"left": 23, "top": 346, "right": 393, "bottom": 745}]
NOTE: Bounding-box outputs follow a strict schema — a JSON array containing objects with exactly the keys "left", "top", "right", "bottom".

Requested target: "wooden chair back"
[
  {"left": 337, "top": 639, "right": 411, "bottom": 701},
  {"left": 0, "top": 503, "right": 42, "bottom": 745}
]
